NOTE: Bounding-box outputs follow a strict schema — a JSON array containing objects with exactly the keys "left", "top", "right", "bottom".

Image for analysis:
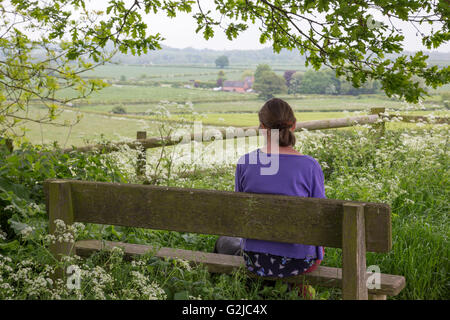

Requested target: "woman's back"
[
  {"left": 235, "top": 148, "right": 325, "bottom": 260},
  {"left": 235, "top": 149, "right": 325, "bottom": 198}
]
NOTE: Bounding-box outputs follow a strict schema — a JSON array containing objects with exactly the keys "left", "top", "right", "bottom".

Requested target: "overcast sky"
[{"left": 91, "top": 1, "right": 450, "bottom": 53}]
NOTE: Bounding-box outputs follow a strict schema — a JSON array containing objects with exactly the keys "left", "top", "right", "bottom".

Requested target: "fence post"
[
  {"left": 48, "top": 181, "right": 74, "bottom": 280},
  {"left": 136, "top": 131, "right": 147, "bottom": 177},
  {"left": 370, "top": 107, "right": 385, "bottom": 138},
  {"left": 342, "top": 203, "right": 368, "bottom": 300}
]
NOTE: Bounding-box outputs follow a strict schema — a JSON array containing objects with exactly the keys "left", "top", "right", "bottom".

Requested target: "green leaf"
[{"left": 0, "top": 240, "right": 20, "bottom": 252}]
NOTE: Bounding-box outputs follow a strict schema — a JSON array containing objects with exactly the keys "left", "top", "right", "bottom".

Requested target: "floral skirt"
[{"left": 243, "top": 250, "right": 320, "bottom": 278}]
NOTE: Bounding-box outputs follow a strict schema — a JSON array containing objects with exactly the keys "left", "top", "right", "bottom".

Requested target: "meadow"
[
  {"left": 82, "top": 64, "right": 308, "bottom": 81},
  {"left": 2, "top": 63, "right": 449, "bottom": 300},
  {"left": 75, "top": 91, "right": 419, "bottom": 112},
  {"left": 19, "top": 104, "right": 450, "bottom": 147}
]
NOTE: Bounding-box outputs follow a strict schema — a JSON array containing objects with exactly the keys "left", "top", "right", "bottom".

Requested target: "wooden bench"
[{"left": 44, "top": 179, "right": 406, "bottom": 300}]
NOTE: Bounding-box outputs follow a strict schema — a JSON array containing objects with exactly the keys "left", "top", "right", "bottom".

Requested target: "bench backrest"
[{"left": 44, "top": 179, "right": 391, "bottom": 253}]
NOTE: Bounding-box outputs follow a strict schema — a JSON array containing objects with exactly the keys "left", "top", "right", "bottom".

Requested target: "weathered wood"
[
  {"left": 48, "top": 181, "right": 74, "bottom": 279},
  {"left": 369, "top": 294, "right": 387, "bottom": 300},
  {"left": 342, "top": 203, "right": 368, "bottom": 300},
  {"left": 136, "top": 131, "right": 147, "bottom": 176},
  {"left": 75, "top": 239, "right": 406, "bottom": 296},
  {"left": 47, "top": 179, "right": 392, "bottom": 252},
  {"left": 61, "top": 136, "right": 171, "bottom": 154},
  {"left": 76, "top": 239, "right": 243, "bottom": 274},
  {"left": 293, "top": 114, "right": 379, "bottom": 131}
]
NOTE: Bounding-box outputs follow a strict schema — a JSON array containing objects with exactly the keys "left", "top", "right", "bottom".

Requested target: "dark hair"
[{"left": 258, "top": 98, "right": 296, "bottom": 147}]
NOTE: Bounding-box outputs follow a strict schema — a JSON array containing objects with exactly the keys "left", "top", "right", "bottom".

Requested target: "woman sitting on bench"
[{"left": 215, "top": 98, "right": 325, "bottom": 296}]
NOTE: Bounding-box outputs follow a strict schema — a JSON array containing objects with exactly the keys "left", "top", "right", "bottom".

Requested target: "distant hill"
[
  {"left": 111, "top": 46, "right": 306, "bottom": 66},
  {"left": 3, "top": 43, "right": 446, "bottom": 68},
  {"left": 111, "top": 45, "right": 449, "bottom": 67}
]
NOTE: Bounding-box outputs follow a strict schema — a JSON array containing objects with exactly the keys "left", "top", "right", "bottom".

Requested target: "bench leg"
[
  {"left": 48, "top": 181, "right": 75, "bottom": 281},
  {"left": 369, "top": 294, "right": 387, "bottom": 300},
  {"left": 342, "top": 203, "right": 368, "bottom": 300}
]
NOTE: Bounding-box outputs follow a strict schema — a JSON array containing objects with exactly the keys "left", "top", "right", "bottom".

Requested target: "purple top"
[{"left": 235, "top": 149, "right": 325, "bottom": 260}]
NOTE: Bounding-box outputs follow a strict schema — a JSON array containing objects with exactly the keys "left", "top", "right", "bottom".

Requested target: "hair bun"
[{"left": 274, "top": 121, "right": 294, "bottom": 129}]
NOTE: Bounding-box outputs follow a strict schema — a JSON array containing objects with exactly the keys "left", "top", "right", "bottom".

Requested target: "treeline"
[
  {"left": 108, "top": 45, "right": 449, "bottom": 68},
  {"left": 247, "top": 64, "right": 381, "bottom": 100},
  {"left": 285, "top": 69, "right": 381, "bottom": 96}
]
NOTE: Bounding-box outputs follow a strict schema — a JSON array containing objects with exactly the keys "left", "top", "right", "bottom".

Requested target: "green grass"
[
  {"left": 153, "top": 110, "right": 449, "bottom": 127},
  {"left": 156, "top": 127, "right": 449, "bottom": 300},
  {"left": 72, "top": 88, "right": 445, "bottom": 113},
  {"left": 62, "top": 85, "right": 259, "bottom": 105},
  {"left": 82, "top": 64, "right": 246, "bottom": 81},
  {"left": 17, "top": 107, "right": 161, "bottom": 147}
]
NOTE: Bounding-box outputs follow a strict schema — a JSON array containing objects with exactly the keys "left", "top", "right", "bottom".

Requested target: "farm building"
[{"left": 222, "top": 76, "right": 254, "bottom": 92}]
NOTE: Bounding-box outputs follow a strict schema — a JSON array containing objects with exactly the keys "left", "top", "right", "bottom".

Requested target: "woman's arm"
[
  {"left": 234, "top": 164, "right": 243, "bottom": 192},
  {"left": 310, "top": 161, "right": 326, "bottom": 199}
]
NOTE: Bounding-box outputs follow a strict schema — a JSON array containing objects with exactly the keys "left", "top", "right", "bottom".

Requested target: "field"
[
  {"left": 20, "top": 105, "right": 450, "bottom": 147},
  {"left": 74, "top": 89, "right": 423, "bottom": 112},
  {"left": 82, "top": 64, "right": 308, "bottom": 81},
  {"left": 24, "top": 66, "right": 449, "bottom": 148},
  {"left": 18, "top": 107, "right": 160, "bottom": 147},
  {"left": 2, "top": 63, "right": 449, "bottom": 301}
]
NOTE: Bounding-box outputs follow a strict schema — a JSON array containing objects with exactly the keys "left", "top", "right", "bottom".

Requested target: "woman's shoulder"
[
  {"left": 236, "top": 150, "right": 255, "bottom": 168},
  {"left": 237, "top": 149, "right": 321, "bottom": 168},
  {"left": 293, "top": 154, "right": 320, "bottom": 165},
  {"left": 283, "top": 154, "right": 322, "bottom": 171}
]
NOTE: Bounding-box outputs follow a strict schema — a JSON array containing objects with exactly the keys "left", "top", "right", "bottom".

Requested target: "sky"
[
  {"left": 145, "top": 10, "right": 449, "bottom": 53},
  {"left": 88, "top": 1, "right": 450, "bottom": 53}
]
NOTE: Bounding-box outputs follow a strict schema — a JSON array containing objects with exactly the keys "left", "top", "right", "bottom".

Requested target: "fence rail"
[
  {"left": 59, "top": 108, "right": 449, "bottom": 155},
  {"left": 60, "top": 113, "right": 382, "bottom": 154}
]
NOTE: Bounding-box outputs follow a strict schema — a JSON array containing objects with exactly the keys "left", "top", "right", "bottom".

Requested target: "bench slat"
[
  {"left": 75, "top": 240, "right": 405, "bottom": 296},
  {"left": 48, "top": 180, "right": 391, "bottom": 252}
]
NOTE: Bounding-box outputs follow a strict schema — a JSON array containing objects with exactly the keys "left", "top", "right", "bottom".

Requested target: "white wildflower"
[{"left": 20, "top": 226, "right": 33, "bottom": 238}]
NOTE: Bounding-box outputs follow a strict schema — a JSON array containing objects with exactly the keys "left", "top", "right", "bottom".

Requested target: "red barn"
[{"left": 222, "top": 76, "right": 254, "bottom": 92}]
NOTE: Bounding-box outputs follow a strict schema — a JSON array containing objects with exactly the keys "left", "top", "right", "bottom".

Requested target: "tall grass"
[
  {"left": 148, "top": 125, "right": 449, "bottom": 300},
  {"left": 0, "top": 123, "right": 448, "bottom": 300}
]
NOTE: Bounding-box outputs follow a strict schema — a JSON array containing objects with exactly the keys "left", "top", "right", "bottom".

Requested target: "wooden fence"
[
  {"left": 62, "top": 107, "right": 448, "bottom": 175},
  {"left": 60, "top": 107, "right": 449, "bottom": 154},
  {"left": 3, "top": 107, "right": 449, "bottom": 175}
]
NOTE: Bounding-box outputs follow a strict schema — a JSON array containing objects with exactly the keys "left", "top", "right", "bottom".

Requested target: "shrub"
[{"left": 111, "top": 106, "right": 127, "bottom": 114}]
